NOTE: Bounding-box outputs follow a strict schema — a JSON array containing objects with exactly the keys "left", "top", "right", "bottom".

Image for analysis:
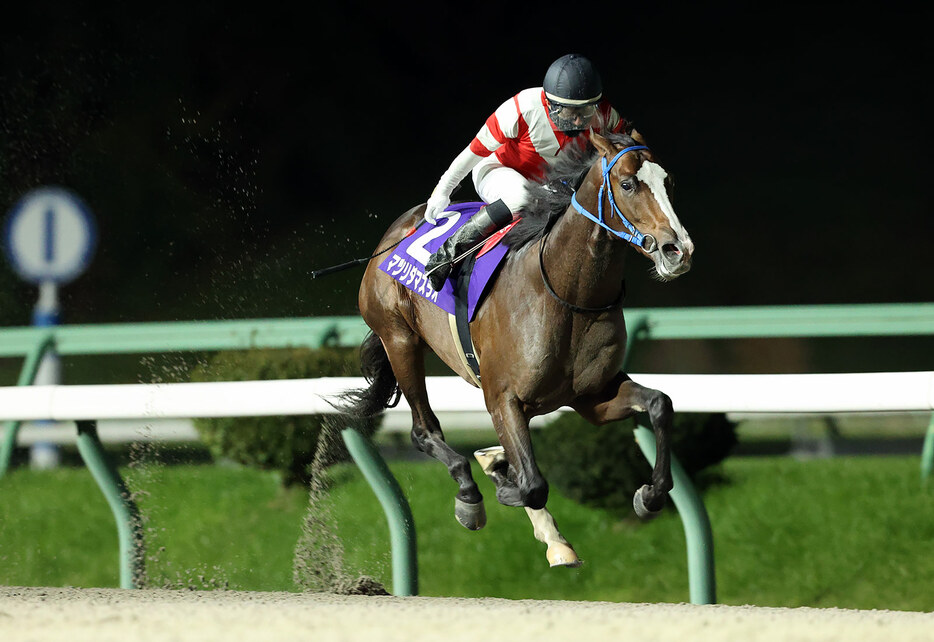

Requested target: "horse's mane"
[{"left": 501, "top": 132, "right": 640, "bottom": 252}]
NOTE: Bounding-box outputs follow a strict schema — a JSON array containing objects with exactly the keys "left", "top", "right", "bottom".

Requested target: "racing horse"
[{"left": 340, "top": 131, "right": 694, "bottom": 567}]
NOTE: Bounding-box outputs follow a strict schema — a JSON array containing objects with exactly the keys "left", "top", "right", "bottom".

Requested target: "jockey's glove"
[{"left": 424, "top": 190, "right": 455, "bottom": 225}]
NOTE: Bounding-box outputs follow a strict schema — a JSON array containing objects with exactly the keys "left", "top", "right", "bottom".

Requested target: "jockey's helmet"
[{"left": 543, "top": 54, "right": 603, "bottom": 134}]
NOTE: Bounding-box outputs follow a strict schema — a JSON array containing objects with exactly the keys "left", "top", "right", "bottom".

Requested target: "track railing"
[
  {"left": 0, "top": 303, "right": 931, "bottom": 601},
  {"left": 4, "top": 303, "right": 932, "bottom": 475}
]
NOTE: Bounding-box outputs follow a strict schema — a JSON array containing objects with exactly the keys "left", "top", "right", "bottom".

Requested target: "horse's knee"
[
  {"left": 521, "top": 477, "right": 549, "bottom": 510},
  {"left": 647, "top": 390, "right": 673, "bottom": 420}
]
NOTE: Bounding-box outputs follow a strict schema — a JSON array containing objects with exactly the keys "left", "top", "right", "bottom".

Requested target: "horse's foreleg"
[
  {"left": 473, "top": 446, "right": 580, "bottom": 567},
  {"left": 381, "top": 333, "right": 486, "bottom": 530},
  {"left": 482, "top": 399, "right": 581, "bottom": 567},
  {"left": 487, "top": 399, "right": 547, "bottom": 508},
  {"left": 525, "top": 507, "right": 580, "bottom": 567},
  {"left": 572, "top": 372, "right": 674, "bottom": 519}
]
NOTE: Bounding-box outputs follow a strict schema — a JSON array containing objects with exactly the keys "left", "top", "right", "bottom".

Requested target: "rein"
[
  {"left": 539, "top": 144, "right": 650, "bottom": 314},
  {"left": 539, "top": 226, "right": 625, "bottom": 313}
]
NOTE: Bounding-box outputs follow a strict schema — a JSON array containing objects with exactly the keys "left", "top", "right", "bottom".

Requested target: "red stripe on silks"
[
  {"left": 492, "top": 103, "right": 543, "bottom": 179},
  {"left": 477, "top": 218, "right": 521, "bottom": 258},
  {"left": 469, "top": 138, "right": 494, "bottom": 157},
  {"left": 485, "top": 110, "right": 507, "bottom": 146}
]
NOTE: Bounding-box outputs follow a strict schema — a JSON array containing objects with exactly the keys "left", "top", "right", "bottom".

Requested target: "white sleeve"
[{"left": 432, "top": 146, "right": 485, "bottom": 198}]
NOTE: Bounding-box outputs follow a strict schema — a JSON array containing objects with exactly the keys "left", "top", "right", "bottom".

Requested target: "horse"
[{"left": 337, "top": 130, "right": 694, "bottom": 567}]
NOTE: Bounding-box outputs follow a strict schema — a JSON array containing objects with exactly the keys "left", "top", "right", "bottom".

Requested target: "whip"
[{"left": 310, "top": 220, "right": 422, "bottom": 279}]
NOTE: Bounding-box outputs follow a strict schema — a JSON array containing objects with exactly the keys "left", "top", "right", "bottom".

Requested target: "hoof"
[
  {"left": 546, "top": 542, "right": 582, "bottom": 568},
  {"left": 454, "top": 497, "right": 487, "bottom": 531},
  {"left": 633, "top": 484, "right": 665, "bottom": 521},
  {"left": 473, "top": 446, "right": 506, "bottom": 477}
]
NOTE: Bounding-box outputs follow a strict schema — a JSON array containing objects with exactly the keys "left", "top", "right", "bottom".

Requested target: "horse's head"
[{"left": 588, "top": 131, "right": 694, "bottom": 281}]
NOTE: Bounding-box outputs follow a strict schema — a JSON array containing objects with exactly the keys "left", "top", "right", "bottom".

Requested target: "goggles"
[{"left": 547, "top": 100, "right": 599, "bottom": 131}]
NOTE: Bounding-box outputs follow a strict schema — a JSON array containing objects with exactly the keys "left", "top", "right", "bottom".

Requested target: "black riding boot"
[{"left": 425, "top": 199, "right": 513, "bottom": 291}]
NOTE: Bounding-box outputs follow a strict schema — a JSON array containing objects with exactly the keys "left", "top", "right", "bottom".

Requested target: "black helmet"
[
  {"left": 543, "top": 54, "right": 603, "bottom": 106},
  {"left": 543, "top": 54, "right": 603, "bottom": 134}
]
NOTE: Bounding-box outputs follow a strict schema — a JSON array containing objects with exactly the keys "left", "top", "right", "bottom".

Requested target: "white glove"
[{"left": 424, "top": 190, "right": 454, "bottom": 225}]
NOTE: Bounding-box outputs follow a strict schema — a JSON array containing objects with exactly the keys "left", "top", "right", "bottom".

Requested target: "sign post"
[{"left": 3, "top": 186, "right": 97, "bottom": 468}]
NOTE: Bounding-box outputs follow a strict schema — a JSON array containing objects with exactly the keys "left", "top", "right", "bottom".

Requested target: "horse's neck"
[{"left": 541, "top": 184, "right": 628, "bottom": 307}]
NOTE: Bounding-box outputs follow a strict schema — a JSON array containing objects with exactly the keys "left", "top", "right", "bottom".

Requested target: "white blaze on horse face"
[{"left": 636, "top": 161, "right": 693, "bottom": 251}]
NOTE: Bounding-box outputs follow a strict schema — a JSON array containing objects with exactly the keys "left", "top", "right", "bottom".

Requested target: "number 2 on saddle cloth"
[
  {"left": 378, "top": 202, "right": 518, "bottom": 383},
  {"left": 378, "top": 202, "right": 518, "bottom": 319}
]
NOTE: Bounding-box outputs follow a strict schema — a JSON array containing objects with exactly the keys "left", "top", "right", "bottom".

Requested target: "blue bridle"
[{"left": 570, "top": 145, "right": 654, "bottom": 250}]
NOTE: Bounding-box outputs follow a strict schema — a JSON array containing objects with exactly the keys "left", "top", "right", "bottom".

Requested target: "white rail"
[
  {"left": 4, "top": 371, "right": 931, "bottom": 601},
  {"left": 0, "top": 372, "right": 931, "bottom": 421}
]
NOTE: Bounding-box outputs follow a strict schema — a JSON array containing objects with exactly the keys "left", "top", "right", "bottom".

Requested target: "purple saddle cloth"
[{"left": 378, "top": 202, "right": 510, "bottom": 321}]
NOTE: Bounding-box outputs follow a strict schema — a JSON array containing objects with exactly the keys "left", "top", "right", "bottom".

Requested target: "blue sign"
[{"left": 3, "top": 187, "right": 97, "bottom": 284}]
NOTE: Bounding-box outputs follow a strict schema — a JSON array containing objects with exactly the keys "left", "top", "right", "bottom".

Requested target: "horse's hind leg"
[
  {"left": 380, "top": 330, "right": 486, "bottom": 530},
  {"left": 572, "top": 372, "right": 674, "bottom": 519}
]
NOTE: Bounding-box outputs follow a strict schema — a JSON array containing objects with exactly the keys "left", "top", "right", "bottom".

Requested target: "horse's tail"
[
  {"left": 310, "top": 331, "right": 401, "bottom": 489},
  {"left": 326, "top": 331, "right": 401, "bottom": 428}
]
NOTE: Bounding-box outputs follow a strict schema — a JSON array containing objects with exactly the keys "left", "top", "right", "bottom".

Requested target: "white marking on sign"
[{"left": 3, "top": 187, "right": 96, "bottom": 283}]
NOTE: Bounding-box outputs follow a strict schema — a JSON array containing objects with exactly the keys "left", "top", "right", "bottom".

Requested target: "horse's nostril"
[{"left": 663, "top": 243, "right": 681, "bottom": 258}]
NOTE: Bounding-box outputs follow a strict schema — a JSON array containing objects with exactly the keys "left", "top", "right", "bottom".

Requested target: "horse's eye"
[{"left": 620, "top": 179, "right": 635, "bottom": 192}]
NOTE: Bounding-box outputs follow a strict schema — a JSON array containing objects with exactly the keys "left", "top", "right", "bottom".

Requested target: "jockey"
[{"left": 424, "top": 53, "right": 628, "bottom": 291}]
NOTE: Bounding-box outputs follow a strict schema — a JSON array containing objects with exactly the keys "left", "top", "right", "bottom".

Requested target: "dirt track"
[{"left": 2, "top": 586, "right": 932, "bottom": 642}]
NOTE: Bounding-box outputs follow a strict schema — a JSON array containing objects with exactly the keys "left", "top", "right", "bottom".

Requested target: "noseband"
[{"left": 569, "top": 145, "right": 657, "bottom": 253}]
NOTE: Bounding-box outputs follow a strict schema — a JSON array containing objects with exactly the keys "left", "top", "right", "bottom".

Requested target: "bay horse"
[{"left": 339, "top": 131, "right": 693, "bottom": 567}]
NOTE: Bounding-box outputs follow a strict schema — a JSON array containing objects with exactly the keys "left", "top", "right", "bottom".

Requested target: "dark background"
[{"left": 0, "top": 3, "right": 930, "bottom": 327}]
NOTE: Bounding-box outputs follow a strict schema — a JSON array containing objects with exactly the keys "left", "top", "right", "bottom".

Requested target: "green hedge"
[
  {"left": 189, "top": 347, "right": 380, "bottom": 485},
  {"left": 532, "top": 412, "right": 736, "bottom": 516}
]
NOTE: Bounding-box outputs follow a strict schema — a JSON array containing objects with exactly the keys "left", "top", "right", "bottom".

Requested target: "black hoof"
[
  {"left": 633, "top": 484, "right": 665, "bottom": 521},
  {"left": 454, "top": 497, "right": 487, "bottom": 530}
]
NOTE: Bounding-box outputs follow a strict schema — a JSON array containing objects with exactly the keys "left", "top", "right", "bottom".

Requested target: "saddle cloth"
[{"left": 378, "top": 202, "right": 514, "bottom": 321}]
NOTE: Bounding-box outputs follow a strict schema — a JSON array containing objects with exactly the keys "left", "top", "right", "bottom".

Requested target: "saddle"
[{"left": 378, "top": 202, "right": 518, "bottom": 385}]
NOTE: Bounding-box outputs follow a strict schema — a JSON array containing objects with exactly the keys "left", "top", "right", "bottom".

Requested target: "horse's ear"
[
  {"left": 590, "top": 130, "right": 615, "bottom": 157},
  {"left": 631, "top": 128, "right": 648, "bottom": 145}
]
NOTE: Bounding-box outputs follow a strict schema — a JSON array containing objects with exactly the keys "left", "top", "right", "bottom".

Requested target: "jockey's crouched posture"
[{"left": 424, "top": 53, "right": 628, "bottom": 291}]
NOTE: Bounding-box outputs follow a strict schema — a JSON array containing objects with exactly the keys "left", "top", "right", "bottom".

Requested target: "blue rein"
[{"left": 570, "top": 144, "right": 650, "bottom": 248}]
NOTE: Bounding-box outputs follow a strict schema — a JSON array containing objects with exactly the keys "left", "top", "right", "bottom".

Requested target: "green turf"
[{"left": 1, "top": 455, "right": 933, "bottom": 611}]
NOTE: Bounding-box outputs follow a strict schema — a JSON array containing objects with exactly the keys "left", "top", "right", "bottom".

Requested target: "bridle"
[
  {"left": 540, "top": 144, "right": 655, "bottom": 314},
  {"left": 570, "top": 145, "right": 658, "bottom": 253}
]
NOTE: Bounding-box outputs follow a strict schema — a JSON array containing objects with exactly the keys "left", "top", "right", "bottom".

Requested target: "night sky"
[{"left": 0, "top": 4, "right": 929, "bottom": 325}]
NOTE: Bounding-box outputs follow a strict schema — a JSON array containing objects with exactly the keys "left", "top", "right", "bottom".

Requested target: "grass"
[{"left": 1, "top": 454, "right": 933, "bottom": 612}]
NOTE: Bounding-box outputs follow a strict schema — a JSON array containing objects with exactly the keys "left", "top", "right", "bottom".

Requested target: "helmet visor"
[{"left": 547, "top": 101, "right": 599, "bottom": 132}]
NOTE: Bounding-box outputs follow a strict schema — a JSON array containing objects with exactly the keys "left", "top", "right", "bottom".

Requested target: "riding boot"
[{"left": 426, "top": 199, "right": 513, "bottom": 291}]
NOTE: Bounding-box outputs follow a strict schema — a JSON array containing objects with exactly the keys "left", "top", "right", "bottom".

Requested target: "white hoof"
[
  {"left": 473, "top": 446, "right": 506, "bottom": 476},
  {"left": 546, "top": 541, "right": 581, "bottom": 568}
]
